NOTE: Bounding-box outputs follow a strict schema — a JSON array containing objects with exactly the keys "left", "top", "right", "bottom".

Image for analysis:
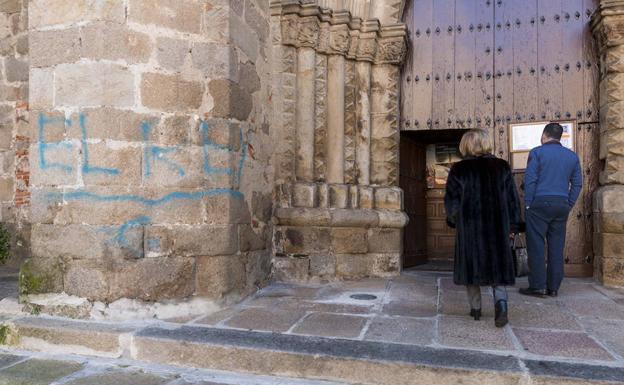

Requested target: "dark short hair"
[{"left": 543, "top": 123, "right": 563, "bottom": 140}]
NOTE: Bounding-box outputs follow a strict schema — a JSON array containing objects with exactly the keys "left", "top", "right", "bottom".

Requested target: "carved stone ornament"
[
  {"left": 281, "top": 15, "right": 299, "bottom": 46},
  {"left": 298, "top": 17, "right": 320, "bottom": 47},
  {"left": 357, "top": 37, "right": 378, "bottom": 61},
  {"left": 329, "top": 26, "right": 351, "bottom": 54},
  {"left": 375, "top": 38, "right": 407, "bottom": 64}
]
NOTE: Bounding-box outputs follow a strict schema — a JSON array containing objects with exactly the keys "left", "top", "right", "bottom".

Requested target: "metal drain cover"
[{"left": 349, "top": 294, "right": 378, "bottom": 301}]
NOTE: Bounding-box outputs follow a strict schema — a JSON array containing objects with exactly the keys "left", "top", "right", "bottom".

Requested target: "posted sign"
[{"left": 509, "top": 121, "right": 575, "bottom": 170}]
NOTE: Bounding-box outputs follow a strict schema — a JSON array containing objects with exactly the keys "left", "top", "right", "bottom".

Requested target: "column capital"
[{"left": 592, "top": 1, "right": 624, "bottom": 50}]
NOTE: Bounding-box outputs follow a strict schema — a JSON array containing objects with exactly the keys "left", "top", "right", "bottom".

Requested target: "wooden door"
[
  {"left": 400, "top": 137, "right": 427, "bottom": 267},
  {"left": 426, "top": 189, "right": 455, "bottom": 266},
  {"left": 402, "top": 0, "right": 600, "bottom": 276}
]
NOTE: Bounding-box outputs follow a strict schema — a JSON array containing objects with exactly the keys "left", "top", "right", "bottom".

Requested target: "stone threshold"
[{"left": 3, "top": 316, "right": 624, "bottom": 385}]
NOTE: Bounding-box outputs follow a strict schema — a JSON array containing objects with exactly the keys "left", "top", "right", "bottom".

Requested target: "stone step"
[{"left": 4, "top": 316, "right": 624, "bottom": 385}]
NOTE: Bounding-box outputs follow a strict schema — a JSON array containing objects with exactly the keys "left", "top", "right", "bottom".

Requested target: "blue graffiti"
[
  {"left": 141, "top": 121, "right": 185, "bottom": 177},
  {"left": 79, "top": 113, "right": 119, "bottom": 176},
  {"left": 38, "top": 114, "right": 73, "bottom": 172},
  {"left": 111, "top": 215, "right": 151, "bottom": 258},
  {"left": 40, "top": 113, "right": 250, "bottom": 210}
]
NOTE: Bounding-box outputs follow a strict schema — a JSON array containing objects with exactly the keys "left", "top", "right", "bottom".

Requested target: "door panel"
[
  {"left": 402, "top": 0, "right": 599, "bottom": 276},
  {"left": 400, "top": 137, "right": 428, "bottom": 267}
]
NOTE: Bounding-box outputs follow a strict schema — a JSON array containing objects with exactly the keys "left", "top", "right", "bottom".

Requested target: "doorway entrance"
[
  {"left": 400, "top": 129, "right": 468, "bottom": 269},
  {"left": 400, "top": 0, "right": 600, "bottom": 276}
]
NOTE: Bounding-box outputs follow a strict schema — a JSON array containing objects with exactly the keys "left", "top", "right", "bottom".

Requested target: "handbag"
[{"left": 511, "top": 234, "right": 529, "bottom": 278}]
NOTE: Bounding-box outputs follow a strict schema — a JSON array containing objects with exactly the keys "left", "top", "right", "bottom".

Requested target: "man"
[{"left": 519, "top": 123, "right": 582, "bottom": 298}]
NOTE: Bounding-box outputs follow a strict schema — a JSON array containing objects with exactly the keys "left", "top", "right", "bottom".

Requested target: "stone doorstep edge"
[{"left": 6, "top": 317, "right": 624, "bottom": 384}]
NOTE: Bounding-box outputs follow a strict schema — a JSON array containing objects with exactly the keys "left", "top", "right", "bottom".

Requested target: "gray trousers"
[{"left": 466, "top": 286, "right": 508, "bottom": 310}]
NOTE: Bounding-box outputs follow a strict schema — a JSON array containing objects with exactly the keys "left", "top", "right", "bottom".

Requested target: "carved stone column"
[
  {"left": 592, "top": 1, "right": 624, "bottom": 287},
  {"left": 295, "top": 17, "right": 319, "bottom": 182},
  {"left": 271, "top": 0, "right": 408, "bottom": 283}
]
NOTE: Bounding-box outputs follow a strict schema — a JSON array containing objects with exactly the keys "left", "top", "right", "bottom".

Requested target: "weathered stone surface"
[
  {"left": 274, "top": 208, "right": 331, "bottom": 227},
  {"left": 601, "top": 154, "right": 624, "bottom": 184},
  {"left": 63, "top": 260, "right": 109, "bottom": 301},
  {"left": 4, "top": 56, "right": 27, "bottom": 82},
  {"left": 370, "top": 253, "right": 401, "bottom": 276},
  {"left": 330, "top": 209, "right": 379, "bottom": 228},
  {"left": 336, "top": 254, "right": 371, "bottom": 278},
  {"left": 0, "top": 177, "right": 13, "bottom": 201},
  {"left": 594, "top": 232, "right": 624, "bottom": 258},
  {"left": 192, "top": 42, "right": 237, "bottom": 80},
  {"left": 0, "top": 0, "right": 21, "bottom": 13},
  {"left": 596, "top": 212, "right": 624, "bottom": 234},
  {"left": 29, "top": 28, "right": 81, "bottom": 68},
  {"left": 129, "top": 0, "right": 203, "bottom": 34},
  {"left": 239, "top": 224, "right": 266, "bottom": 252},
  {"left": 146, "top": 225, "right": 238, "bottom": 258},
  {"left": 292, "top": 313, "right": 367, "bottom": 338},
  {"left": 69, "top": 108, "right": 156, "bottom": 142},
  {"left": 272, "top": 256, "right": 310, "bottom": 282},
  {"left": 81, "top": 22, "right": 152, "bottom": 64},
  {"left": 81, "top": 144, "right": 142, "bottom": 187},
  {"left": 141, "top": 73, "right": 203, "bottom": 112},
  {"left": 196, "top": 255, "right": 245, "bottom": 299},
  {"left": 275, "top": 226, "right": 330, "bottom": 254},
  {"left": 156, "top": 37, "right": 190, "bottom": 71},
  {"left": 0, "top": 359, "right": 83, "bottom": 384},
  {"left": 328, "top": 184, "right": 349, "bottom": 208},
  {"left": 439, "top": 315, "right": 515, "bottom": 350},
  {"left": 309, "top": 254, "right": 336, "bottom": 277},
  {"left": 109, "top": 257, "right": 195, "bottom": 301},
  {"left": 19, "top": 257, "right": 64, "bottom": 295},
  {"left": 331, "top": 227, "right": 367, "bottom": 254},
  {"left": 601, "top": 257, "right": 624, "bottom": 287},
  {"left": 514, "top": 328, "right": 614, "bottom": 361},
  {"left": 374, "top": 187, "right": 403, "bottom": 210},
  {"left": 29, "top": 68, "right": 54, "bottom": 109},
  {"left": 595, "top": 185, "right": 624, "bottom": 213},
  {"left": 55, "top": 63, "right": 135, "bottom": 107},
  {"left": 224, "top": 307, "right": 305, "bottom": 332},
  {"left": 208, "top": 79, "right": 253, "bottom": 120},
  {"left": 292, "top": 183, "right": 317, "bottom": 208},
  {"left": 65, "top": 371, "right": 171, "bottom": 385},
  {"left": 368, "top": 228, "right": 402, "bottom": 253},
  {"left": 245, "top": 0, "right": 269, "bottom": 43},
  {"left": 30, "top": 0, "right": 124, "bottom": 28}
]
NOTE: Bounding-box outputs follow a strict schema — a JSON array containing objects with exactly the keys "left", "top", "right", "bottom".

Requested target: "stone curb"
[{"left": 2, "top": 316, "right": 624, "bottom": 385}]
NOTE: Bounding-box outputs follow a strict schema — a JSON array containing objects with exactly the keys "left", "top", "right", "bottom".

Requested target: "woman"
[{"left": 444, "top": 129, "right": 521, "bottom": 327}]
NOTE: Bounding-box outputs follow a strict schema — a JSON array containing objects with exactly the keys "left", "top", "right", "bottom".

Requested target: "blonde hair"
[{"left": 459, "top": 129, "right": 493, "bottom": 157}]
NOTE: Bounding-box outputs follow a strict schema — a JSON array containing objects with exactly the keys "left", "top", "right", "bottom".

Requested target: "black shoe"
[
  {"left": 494, "top": 300, "right": 508, "bottom": 328},
  {"left": 518, "top": 287, "right": 547, "bottom": 298},
  {"left": 470, "top": 308, "right": 481, "bottom": 321},
  {"left": 547, "top": 290, "right": 558, "bottom": 297}
]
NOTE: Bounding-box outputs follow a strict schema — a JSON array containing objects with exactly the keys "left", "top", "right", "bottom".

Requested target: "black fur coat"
[{"left": 444, "top": 154, "right": 521, "bottom": 286}]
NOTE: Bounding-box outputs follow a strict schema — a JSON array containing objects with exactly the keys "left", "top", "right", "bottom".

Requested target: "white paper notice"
[{"left": 511, "top": 122, "right": 574, "bottom": 152}]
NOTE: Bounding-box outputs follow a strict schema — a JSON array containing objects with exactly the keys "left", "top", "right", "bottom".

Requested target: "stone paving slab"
[
  {"left": 223, "top": 307, "right": 305, "bottom": 332},
  {"left": 381, "top": 300, "right": 437, "bottom": 317},
  {"left": 438, "top": 315, "right": 516, "bottom": 351},
  {"left": 63, "top": 369, "right": 172, "bottom": 385},
  {"left": 507, "top": 302, "right": 581, "bottom": 330},
  {"left": 0, "top": 358, "right": 84, "bottom": 385},
  {"left": 291, "top": 313, "right": 367, "bottom": 338},
  {"left": 363, "top": 316, "right": 435, "bottom": 345},
  {"left": 578, "top": 317, "right": 624, "bottom": 358},
  {"left": 513, "top": 328, "right": 615, "bottom": 361}
]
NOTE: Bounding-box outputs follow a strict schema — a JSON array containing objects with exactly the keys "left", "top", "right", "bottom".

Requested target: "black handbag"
[{"left": 511, "top": 234, "right": 529, "bottom": 278}]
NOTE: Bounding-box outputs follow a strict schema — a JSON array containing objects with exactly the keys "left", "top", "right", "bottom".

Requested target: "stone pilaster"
[
  {"left": 592, "top": 0, "right": 624, "bottom": 287},
  {"left": 270, "top": 0, "right": 407, "bottom": 282}
]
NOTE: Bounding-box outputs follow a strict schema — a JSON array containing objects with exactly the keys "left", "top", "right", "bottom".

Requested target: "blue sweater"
[{"left": 524, "top": 141, "right": 583, "bottom": 208}]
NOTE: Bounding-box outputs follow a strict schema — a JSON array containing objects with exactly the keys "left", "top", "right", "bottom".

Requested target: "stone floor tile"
[
  {"left": 508, "top": 302, "right": 581, "bottom": 330},
  {"left": 438, "top": 291, "right": 495, "bottom": 317},
  {"left": 513, "top": 328, "right": 615, "bottom": 361},
  {"left": 254, "top": 284, "right": 323, "bottom": 300},
  {"left": 0, "top": 359, "right": 83, "bottom": 385},
  {"left": 0, "top": 354, "right": 22, "bottom": 369},
  {"left": 194, "top": 308, "right": 240, "bottom": 326},
  {"left": 556, "top": 283, "right": 605, "bottom": 299},
  {"left": 0, "top": 276, "right": 17, "bottom": 300},
  {"left": 560, "top": 298, "right": 624, "bottom": 320},
  {"left": 437, "top": 315, "right": 516, "bottom": 351},
  {"left": 387, "top": 282, "right": 438, "bottom": 301},
  {"left": 579, "top": 317, "right": 624, "bottom": 358},
  {"left": 276, "top": 299, "right": 373, "bottom": 315},
  {"left": 223, "top": 308, "right": 306, "bottom": 332},
  {"left": 363, "top": 316, "right": 435, "bottom": 345},
  {"left": 334, "top": 278, "right": 389, "bottom": 291},
  {"left": 381, "top": 300, "right": 437, "bottom": 317},
  {"left": 64, "top": 370, "right": 171, "bottom": 385},
  {"left": 439, "top": 278, "right": 465, "bottom": 292},
  {"left": 291, "top": 312, "right": 367, "bottom": 338}
]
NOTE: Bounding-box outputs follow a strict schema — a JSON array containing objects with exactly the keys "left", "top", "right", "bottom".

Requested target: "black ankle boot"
[
  {"left": 494, "top": 300, "right": 508, "bottom": 328},
  {"left": 470, "top": 308, "right": 481, "bottom": 321}
]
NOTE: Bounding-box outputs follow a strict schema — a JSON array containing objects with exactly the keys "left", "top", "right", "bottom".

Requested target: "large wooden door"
[
  {"left": 402, "top": 0, "right": 600, "bottom": 276},
  {"left": 400, "top": 137, "right": 427, "bottom": 267}
]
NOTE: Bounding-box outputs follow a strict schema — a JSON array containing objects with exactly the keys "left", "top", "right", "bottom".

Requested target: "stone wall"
[
  {"left": 270, "top": 0, "right": 409, "bottom": 282},
  {"left": 24, "top": 0, "right": 274, "bottom": 306},
  {"left": 0, "top": 0, "right": 29, "bottom": 269}
]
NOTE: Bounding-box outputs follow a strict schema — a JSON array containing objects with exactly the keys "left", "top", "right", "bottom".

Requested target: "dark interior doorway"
[{"left": 400, "top": 129, "right": 468, "bottom": 269}]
